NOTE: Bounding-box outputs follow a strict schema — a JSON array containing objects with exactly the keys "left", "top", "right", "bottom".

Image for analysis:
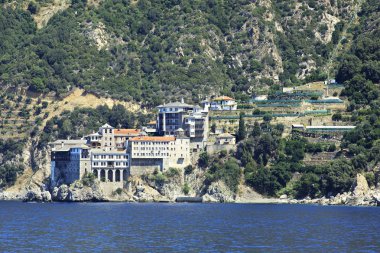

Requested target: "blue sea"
[{"left": 0, "top": 201, "right": 379, "bottom": 252}]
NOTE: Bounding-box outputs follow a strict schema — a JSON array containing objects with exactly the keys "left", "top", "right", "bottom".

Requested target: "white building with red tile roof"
[
  {"left": 128, "top": 130, "right": 191, "bottom": 175},
  {"left": 206, "top": 96, "right": 237, "bottom": 111}
]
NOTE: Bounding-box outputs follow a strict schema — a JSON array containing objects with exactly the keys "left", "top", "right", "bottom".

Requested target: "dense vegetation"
[
  {"left": 0, "top": 0, "right": 378, "bottom": 198},
  {"left": 38, "top": 104, "right": 153, "bottom": 148},
  {"left": 0, "top": 139, "right": 25, "bottom": 188},
  {"left": 211, "top": 0, "right": 379, "bottom": 198},
  {"left": 0, "top": 0, "right": 358, "bottom": 105}
]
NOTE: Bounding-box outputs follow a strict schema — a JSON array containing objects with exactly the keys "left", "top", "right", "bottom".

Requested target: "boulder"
[
  {"left": 203, "top": 181, "right": 234, "bottom": 203},
  {"left": 56, "top": 184, "right": 69, "bottom": 201},
  {"left": 68, "top": 181, "right": 105, "bottom": 202},
  {"left": 279, "top": 194, "right": 288, "bottom": 200},
  {"left": 52, "top": 187, "right": 59, "bottom": 199},
  {"left": 23, "top": 190, "right": 43, "bottom": 202},
  {"left": 41, "top": 191, "right": 52, "bottom": 202},
  {"left": 372, "top": 192, "right": 380, "bottom": 206}
]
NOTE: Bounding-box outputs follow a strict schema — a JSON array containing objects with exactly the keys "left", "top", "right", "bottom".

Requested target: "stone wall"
[
  {"left": 206, "top": 144, "right": 236, "bottom": 154},
  {"left": 130, "top": 158, "right": 164, "bottom": 176}
]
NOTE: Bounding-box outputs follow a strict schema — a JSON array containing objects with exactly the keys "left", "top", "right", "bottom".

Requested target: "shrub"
[
  {"left": 184, "top": 165, "right": 194, "bottom": 175},
  {"left": 115, "top": 188, "right": 123, "bottom": 195},
  {"left": 293, "top": 173, "right": 321, "bottom": 199},
  {"left": 219, "top": 150, "right": 227, "bottom": 158},
  {"left": 82, "top": 172, "right": 95, "bottom": 186},
  {"left": 365, "top": 172, "right": 375, "bottom": 188},
  {"left": 198, "top": 152, "right": 210, "bottom": 168},
  {"left": 328, "top": 144, "right": 336, "bottom": 152},
  {"left": 164, "top": 168, "right": 180, "bottom": 178},
  {"left": 182, "top": 183, "right": 190, "bottom": 195}
]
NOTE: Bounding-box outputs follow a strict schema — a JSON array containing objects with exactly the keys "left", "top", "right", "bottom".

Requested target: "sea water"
[{"left": 0, "top": 201, "right": 379, "bottom": 252}]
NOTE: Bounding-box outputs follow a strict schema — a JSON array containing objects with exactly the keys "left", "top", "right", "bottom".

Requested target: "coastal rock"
[
  {"left": 279, "top": 194, "right": 288, "bottom": 200},
  {"left": 56, "top": 184, "right": 69, "bottom": 201},
  {"left": 41, "top": 191, "right": 52, "bottom": 202},
  {"left": 203, "top": 181, "right": 234, "bottom": 203},
  {"left": 133, "top": 185, "right": 154, "bottom": 202},
  {"left": 68, "top": 181, "right": 105, "bottom": 202},
  {"left": 0, "top": 191, "right": 24, "bottom": 200},
  {"left": 24, "top": 190, "right": 43, "bottom": 202},
  {"left": 52, "top": 187, "right": 59, "bottom": 199},
  {"left": 373, "top": 194, "right": 380, "bottom": 206}
]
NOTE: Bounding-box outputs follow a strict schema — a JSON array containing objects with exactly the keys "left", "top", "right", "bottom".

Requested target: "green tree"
[
  {"left": 236, "top": 113, "right": 246, "bottom": 142},
  {"left": 198, "top": 152, "right": 210, "bottom": 168},
  {"left": 251, "top": 121, "right": 261, "bottom": 138}
]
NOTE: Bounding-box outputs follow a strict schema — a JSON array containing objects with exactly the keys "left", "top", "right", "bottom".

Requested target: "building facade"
[
  {"left": 128, "top": 132, "right": 191, "bottom": 175},
  {"left": 210, "top": 96, "right": 237, "bottom": 111},
  {"left": 91, "top": 150, "right": 129, "bottom": 183},
  {"left": 157, "top": 101, "right": 209, "bottom": 151},
  {"left": 49, "top": 140, "right": 91, "bottom": 186}
]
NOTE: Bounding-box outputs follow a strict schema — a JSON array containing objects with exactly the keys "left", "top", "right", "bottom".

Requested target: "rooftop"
[
  {"left": 91, "top": 149, "right": 128, "bottom": 154},
  {"left": 216, "top": 133, "right": 235, "bottom": 138},
  {"left": 306, "top": 126, "right": 356, "bottom": 129},
  {"left": 129, "top": 136, "right": 176, "bottom": 142},
  {"left": 50, "top": 139, "right": 87, "bottom": 145},
  {"left": 213, "top": 96, "right": 234, "bottom": 101},
  {"left": 157, "top": 101, "right": 194, "bottom": 108},
  {"left": 114, "top": 129, "right": 141, "bottom": 135},
  {"left": 52, "top": 143, "right": 90, "bottom": 151},
  {"left": 100, "top": 123, "right": 114, "bottom": 129}
]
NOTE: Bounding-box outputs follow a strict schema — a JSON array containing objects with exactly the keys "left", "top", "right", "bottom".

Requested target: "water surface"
[{"left": 0, "top": 201, "right": 379, "bottom": 252}]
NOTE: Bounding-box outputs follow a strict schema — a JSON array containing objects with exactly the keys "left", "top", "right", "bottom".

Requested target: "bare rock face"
[
  {"left": 352, "top": 174, "right": 370, "bottom": 197},
  {"left": 23, "top": 188, "right": 51, "bottom": 202},
  {"left": 52, "top": 181, "right": 105, "bottom": 202},
  {"left": 41, "top": 191, "right": 52, "bottom": 202},
  {"left": 203, "top": 181, "right": 234, "bottom": 203},
  {"left": 24, "top": 190, "right": 43, "bottom": 202},
  {"left": 56, "top": 184, "right": 70, "bottom": 201}
]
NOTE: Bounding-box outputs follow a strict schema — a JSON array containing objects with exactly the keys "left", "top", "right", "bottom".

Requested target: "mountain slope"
[{"left": 0, "top": 0, "right": 364, "bottom": 105}]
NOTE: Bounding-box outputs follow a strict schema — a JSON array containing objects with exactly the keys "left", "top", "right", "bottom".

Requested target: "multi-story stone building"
[
  {"left": 157, "top": 100, "right": 209, "bottom": 151},
  {"left": 51, "top": 120, "right": 193, "bottom": 186},
  {"left": 157, "top": 101, "right": 195, "bottom": 136},
  {"left": 84, "top": 124, "right": 144, "bottom": 150},
  {"left": 91, "top": 150, "right": 129, "bottom": 183},
  {"left": 128, "top": 129, "right": 191, "bottom": 175},
  {"left": 49, "top": 140, "right": 91, "bottom": 186}
]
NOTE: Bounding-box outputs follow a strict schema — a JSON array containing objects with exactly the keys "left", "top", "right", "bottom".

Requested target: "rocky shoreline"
[{"left": 1, "top": 174, "right": 379, "bottom": 207}]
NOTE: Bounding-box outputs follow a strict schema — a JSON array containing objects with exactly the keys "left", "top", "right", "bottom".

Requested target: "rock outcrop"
[
  {"left": 51, "top": 181, "right": 106, "bottom": 202},
  {"left": 203, "top": 181, "right": 235, "bottom": 203},
  {"left": 289, "top": 173, "right": 380, "bottom": 206}
]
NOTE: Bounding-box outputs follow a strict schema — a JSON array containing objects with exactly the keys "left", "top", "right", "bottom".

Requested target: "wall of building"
[
  {"left": 206, "top": 143, "right": 236, "bottom": 154},
  {"left": 129, "top": 158, "right": 164, "bottom": 175},
  {"left": 169, "top": 138, "right": 191, "bottom": 168}
]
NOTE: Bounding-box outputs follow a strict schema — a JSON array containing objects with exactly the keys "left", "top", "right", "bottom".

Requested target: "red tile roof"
[
  {"left": 129, "top": 136, "right": 175, "bottom": 142},
  {"left": 114, "top": 129, "right": 141, "bottom": 135},
  {"left": 213, "top": 96, "right": 234, "bottom": 101}
]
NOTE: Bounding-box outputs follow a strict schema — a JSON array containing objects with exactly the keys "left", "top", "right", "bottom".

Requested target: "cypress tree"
[{"left": 236, "top": 113, "right": 246, "bottom": 142}]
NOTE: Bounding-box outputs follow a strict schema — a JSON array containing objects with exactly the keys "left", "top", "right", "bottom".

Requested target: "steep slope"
[{"left": 0, "top": 0, "right": 365, "bottom": 105}]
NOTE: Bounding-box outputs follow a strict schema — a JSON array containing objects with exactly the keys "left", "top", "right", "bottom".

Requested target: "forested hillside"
[
  {"left": 0, "top": 0, "right": 363, "bottom": 105},
  {"left": 0, "top": 0, "right": 379, "bottom": 199}
]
